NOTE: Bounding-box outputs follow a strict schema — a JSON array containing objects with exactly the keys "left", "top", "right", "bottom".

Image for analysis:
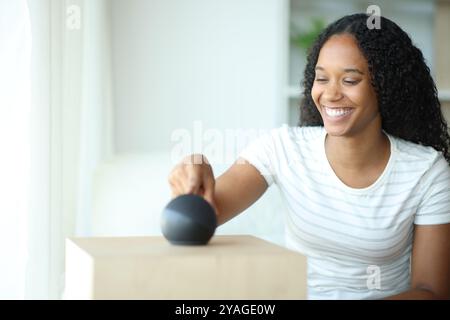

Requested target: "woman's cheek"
[
  {"left": 343, "top": 87, "right": 363, "bottom": 105},
  {"left": 311, "top": 85, "right": 320, "bottom": 107},
  {"left": 346, "top": 84, "right": 371, "bottom": 105}
]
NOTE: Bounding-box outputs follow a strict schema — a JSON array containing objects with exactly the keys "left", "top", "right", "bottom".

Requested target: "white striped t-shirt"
[{"left": 239, "top": 125, "right": 450, "bottom": 300}]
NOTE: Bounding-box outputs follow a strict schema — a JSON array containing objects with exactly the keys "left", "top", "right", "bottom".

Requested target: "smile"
[{"left": 322, "top": 105, "right": 354, "bottom": 118}]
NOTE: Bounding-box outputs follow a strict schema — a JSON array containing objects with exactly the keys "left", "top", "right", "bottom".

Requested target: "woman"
[{"left": 168, "top": 14, "right": 450, "bottom": 299}]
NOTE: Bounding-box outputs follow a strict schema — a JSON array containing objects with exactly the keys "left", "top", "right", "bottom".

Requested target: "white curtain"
[
  {"left": 0, "top": 0, "right": 113, "bottom": 299},
  {"left": 0, "top": 0, "right": 31, "bottom": 299}
]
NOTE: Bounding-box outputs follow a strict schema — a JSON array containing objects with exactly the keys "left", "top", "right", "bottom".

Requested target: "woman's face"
[{"left": 311, "top": 33, "right": 380, "bottom": 137}]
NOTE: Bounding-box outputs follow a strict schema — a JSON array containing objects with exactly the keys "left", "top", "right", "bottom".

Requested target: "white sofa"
[{"left": 92, "top": 153, "right": 286, "bottom": 246}]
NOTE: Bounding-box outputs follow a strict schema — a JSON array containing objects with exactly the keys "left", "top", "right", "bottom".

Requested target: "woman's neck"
[{"left": 325, "top": 126, "right": 390, "bottom": 173}]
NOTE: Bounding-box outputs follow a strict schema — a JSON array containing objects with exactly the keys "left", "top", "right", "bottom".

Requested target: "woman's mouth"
[{"left": 322, "top": 105, "right": 355, "bottom": 120}]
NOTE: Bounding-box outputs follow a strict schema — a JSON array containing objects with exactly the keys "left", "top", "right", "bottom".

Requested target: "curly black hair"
[{"left": 300, "top": 13, "right": 450, "bottom": 165}]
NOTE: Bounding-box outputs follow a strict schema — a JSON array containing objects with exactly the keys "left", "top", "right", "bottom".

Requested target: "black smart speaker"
[{"left": 161, "top": 194, "right": 217, "bottom": 245}]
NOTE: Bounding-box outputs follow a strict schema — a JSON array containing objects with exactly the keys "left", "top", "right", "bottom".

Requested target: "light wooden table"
[{"left": 64, "top": 235, "right": 307, "bottom": 300}]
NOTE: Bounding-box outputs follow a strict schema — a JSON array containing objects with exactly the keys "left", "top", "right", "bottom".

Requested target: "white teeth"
[{"left": 324, "top": 106, "right": 353, "bottom": 117}]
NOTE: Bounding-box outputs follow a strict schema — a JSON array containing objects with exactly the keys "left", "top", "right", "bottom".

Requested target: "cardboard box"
[{"left": 64, "top": 235, "right": 307, "bottom": 299}]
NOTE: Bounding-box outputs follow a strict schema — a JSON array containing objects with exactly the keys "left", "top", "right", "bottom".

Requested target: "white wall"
[
  {"left": 111, "top": 0, "right": 288, "bottom": 153},
  {"left": 91, "top": 0, "right": 289, "bottom": 246}
]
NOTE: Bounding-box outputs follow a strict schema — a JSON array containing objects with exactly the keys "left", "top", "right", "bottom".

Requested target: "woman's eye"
[
  {"left": 343, "top": 79, "right": 359, "bottom": 85},
  {"left": 315, "top": 78, "right": 328, "bottom": 83}
]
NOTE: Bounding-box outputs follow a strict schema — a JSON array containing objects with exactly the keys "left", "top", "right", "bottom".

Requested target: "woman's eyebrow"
[
  {"left": 315, "top": 65, "right": 364, "bottom": 75},
  {"left": 343, "top": 68, "right": 364, "bottom": 75}
]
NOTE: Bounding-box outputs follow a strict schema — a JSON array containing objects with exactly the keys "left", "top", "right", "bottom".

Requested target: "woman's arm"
[
  {"left": 385, "top": 223, "right": 450, "bottom": 300},
  {"left": 214, "top": 157, "right": 269, "bottom": 225}
]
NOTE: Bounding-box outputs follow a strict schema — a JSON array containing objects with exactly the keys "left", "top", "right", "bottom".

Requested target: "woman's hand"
[{"left": 168, "top": 154, "right": 218, "bottom": 213}]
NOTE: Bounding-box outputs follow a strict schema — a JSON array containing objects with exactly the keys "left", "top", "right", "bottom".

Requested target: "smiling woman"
[
  {"left": 301, "top": 14, "right": 450, "bottom": 165},
  {"left": 312, "top": 36, "right": 380, "bottom": 139},
  {"left": 311, "top": 33, "right": 390, "bottom": 188},
  {"left": 292, "top": 13, "right": 450, "bottom": 299}
]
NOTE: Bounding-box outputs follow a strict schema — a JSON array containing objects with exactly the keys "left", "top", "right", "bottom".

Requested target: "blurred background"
[{"left": 1, "top": 0, "right": 449, "bottom": 299}]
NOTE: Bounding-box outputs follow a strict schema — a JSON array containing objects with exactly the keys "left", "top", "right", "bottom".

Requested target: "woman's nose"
[{"left": 322, "top": 82, "right": 343, "bottom": 101}]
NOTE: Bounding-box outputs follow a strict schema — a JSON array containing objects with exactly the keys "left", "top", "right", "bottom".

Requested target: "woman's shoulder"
[
  {"left": 391, "top": 134, "right": 443, "bottom": 160},
  {"left": 390, "top": 134, "right": 449, "bottom": 174}
]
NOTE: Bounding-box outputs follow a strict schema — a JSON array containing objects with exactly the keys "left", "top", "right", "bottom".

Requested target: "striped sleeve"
[
  {"left": 415, "top": 155, "right": 450, "bottom": 225},
  {"left": 238, "top": 129, "right": 279, "bottom": 187}
]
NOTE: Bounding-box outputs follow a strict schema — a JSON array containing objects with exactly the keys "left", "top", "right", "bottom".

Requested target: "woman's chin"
[{"left": 323, "top": 122, "right": 352, "bottom": 137}]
